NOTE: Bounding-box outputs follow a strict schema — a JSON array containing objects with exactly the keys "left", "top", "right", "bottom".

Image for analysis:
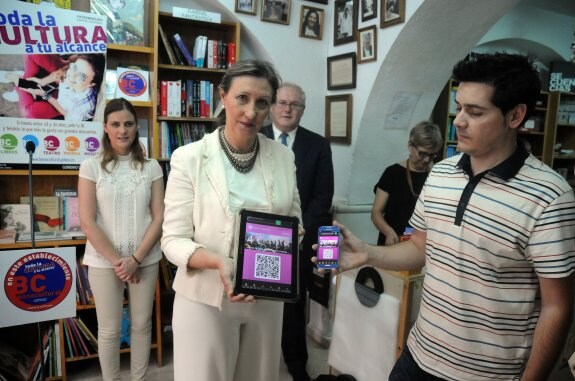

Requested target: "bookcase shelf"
[{"left": 156, "top": 12, "right": 240, "bottom": 161}]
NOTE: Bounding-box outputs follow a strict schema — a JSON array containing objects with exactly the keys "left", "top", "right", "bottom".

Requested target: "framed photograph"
[
  {"left": 325, "top": 94, "right": 353, "bottom": 145},
  {"left": 327, "top": 52, "right": 357, "bottom": 90},
  {"left": 357, "top": 25, "right": 377, "bottom": 63},
  {"left": 235, "top": 0, "right": 257, "bottom": 15},
  {"left": 334, "top": 0, "right": 358, "bottom": 46},
  {"left": 299, "top": 5, "right": 324, "bottom": 40},
  {"left": 261, "top": 0, "right": 291, "bottom": 25},
  {"left": 381, "top": 0, "right": 405, "bottom": 28},
  {"left": 361, "top": 0, "right": 377, "bottom": 22}
]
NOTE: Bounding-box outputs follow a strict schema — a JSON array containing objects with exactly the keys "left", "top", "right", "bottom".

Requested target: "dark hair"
[
  {"left": 301, "top": 9, "right": 320, "bottom": 37},
  {"left": 218, "top": 60, "right": 282, "bottom": 124},
  {"left": 452, "top": 53, "right": 541, "bottom": 126},
  {"left": 72, "top": 54, "right": 106, "bottom": 91},
  {"left": 409, "top": 121, "right": 443, "bottom": 153},
  {"left": 100, "top": 98, "right": 146, "bottom": 172}
]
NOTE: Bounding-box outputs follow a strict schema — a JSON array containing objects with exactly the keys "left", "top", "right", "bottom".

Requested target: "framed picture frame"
[
  {"left": 299, "top": 5, "right": 324, "bottom": 40},
  {"left": 235, "top": 0, "right": 257, "bottom": 15},
  {"left": 357, "top": 25, "right": 377, "bottom": 63},
  {"left": 381, "top": 0, "right": 405, "bottom": 28},
  {"left": 325, "top": 94, "right": 353, "bottom": 145},
  {"left": 261, "top": 0, "right": 291, "bottom": 25},
  {"left": 334, "top": 0, "right": 357, "bottom": 46},
  {"left": 361, "top": 0, "right": 377, "bottom": 22},
  {"left": 327, "top": 52, "right": 357, "bottom": 90}
]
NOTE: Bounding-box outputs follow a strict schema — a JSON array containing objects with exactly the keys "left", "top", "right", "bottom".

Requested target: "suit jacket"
[
  {"left": 161, "top": 129, "right": 302, "bottom": 309},
  {"left": 261, "top": 125, "right": 334, "bottom": 229}
]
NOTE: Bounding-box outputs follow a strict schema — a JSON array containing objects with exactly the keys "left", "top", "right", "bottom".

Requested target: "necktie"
[{"left": 279, "top": 132, "right": 288, "bottom": 146}]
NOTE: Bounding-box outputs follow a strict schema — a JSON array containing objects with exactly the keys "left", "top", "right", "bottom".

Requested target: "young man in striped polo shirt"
[{"left": 327, "top": 53, "right": 575, "bottom": 380}]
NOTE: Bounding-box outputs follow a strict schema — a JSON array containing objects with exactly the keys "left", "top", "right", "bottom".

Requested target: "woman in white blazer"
[{"left": 162, "top": 60, "right": 302, "bottom": 381}]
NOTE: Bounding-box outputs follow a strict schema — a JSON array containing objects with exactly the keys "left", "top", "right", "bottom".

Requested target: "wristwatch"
[{"left": 42, "top": 92, "right": 52, "bottom": 101}]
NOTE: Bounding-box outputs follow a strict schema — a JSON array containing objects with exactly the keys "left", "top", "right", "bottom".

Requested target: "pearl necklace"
[{"left": 219, "top": 127, "right": 259, "bottom": 174}]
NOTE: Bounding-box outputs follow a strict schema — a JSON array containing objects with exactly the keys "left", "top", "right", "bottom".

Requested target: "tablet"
[{"left": 234, "top": 209, "right": 300, "bottom": 302}]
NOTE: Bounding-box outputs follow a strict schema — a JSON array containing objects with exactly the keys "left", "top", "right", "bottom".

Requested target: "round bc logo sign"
[
  {"left": 117, "top": 70, "right": 147, "bottom": 97},
  {"left": 0, "top": 133, "right": 18, "bottom": 150},
  {"left": 4, "top": 252, "right": 73, "bottom": 312},
  {"left": 44, "top": 135, "right": 60, "bottom": 151},
  {"left": 22, "top": 135, "right": 39, "bottom": 150},
  {"left": 85, "top": 137, "right": 100, "bottom": 153}
]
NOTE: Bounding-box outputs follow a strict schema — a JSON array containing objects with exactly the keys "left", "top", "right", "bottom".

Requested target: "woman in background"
[
  {"left": 79, "top": 98, "right": 164, "bottom": 381},
  {"left": 371, "top": 121, "right": 442, "bottom": 245},
  {"left": 161, "top": 60, "right": 301, "bottom": 381}
]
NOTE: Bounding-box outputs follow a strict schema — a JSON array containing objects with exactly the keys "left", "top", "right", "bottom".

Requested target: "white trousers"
[
  {"left": 88, "top": 264, "right": 159, "bottom": 381},
  {"left": 172, "top": 293, "right": 283, "bottom": 381}
]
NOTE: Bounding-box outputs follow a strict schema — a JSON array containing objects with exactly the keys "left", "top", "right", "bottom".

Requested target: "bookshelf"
[
  {"left": 433, "top": 79, "right": 459, "bottom": 159},
  {"left": 156, "top": 12, "right": 240, "bottom": 161},
  {"left": 544, "top": 92, "right": 575, "bottom": 187}
]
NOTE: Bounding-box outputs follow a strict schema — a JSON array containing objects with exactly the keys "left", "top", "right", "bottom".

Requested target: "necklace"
[{"left": 218, "top": 128, "right": 259, "bottom": 174}]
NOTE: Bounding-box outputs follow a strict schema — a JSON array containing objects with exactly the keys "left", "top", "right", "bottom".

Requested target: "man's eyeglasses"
[
  {"left": 414, "top": 147, "right": 438, "bottom": 160},
  {"left": 275, "top": 101, "right": 305, "bottom": 110}
]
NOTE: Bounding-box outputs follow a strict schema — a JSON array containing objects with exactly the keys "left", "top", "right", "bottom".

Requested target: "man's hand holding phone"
[{"left": 312, "top": 221, "right": 369, "bottom": 274}]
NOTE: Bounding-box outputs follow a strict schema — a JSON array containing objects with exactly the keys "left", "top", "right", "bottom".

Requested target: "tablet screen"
[{"left": 234, "top": 210, "right": 299, "bottom": 301}]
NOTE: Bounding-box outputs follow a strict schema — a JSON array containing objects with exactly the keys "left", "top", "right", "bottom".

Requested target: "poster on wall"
[
  {"left": 549, "top": 61, "right": 575, "bottom": 92},
  {"left": 0, "top": 1, "right": 107, "bottom": 170},
  {"left": 0, "top": 247, "right": 76, "bottom": 328}
]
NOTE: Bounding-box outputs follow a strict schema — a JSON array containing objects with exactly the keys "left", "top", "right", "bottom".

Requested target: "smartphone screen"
[{"left": 317, "top": 226, "right": 340, "bottom": 270}]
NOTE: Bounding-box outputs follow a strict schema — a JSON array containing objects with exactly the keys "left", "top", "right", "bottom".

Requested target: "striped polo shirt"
[{"left": 407, "top": 145, "right": 575, "bottom": 380}]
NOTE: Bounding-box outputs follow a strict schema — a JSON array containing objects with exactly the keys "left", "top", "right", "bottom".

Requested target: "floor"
[{"left": 65, "top": 334, "right": 331, "bottom": 380}]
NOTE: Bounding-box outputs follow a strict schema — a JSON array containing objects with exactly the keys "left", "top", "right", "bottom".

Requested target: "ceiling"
[{"left": 521, "top": 0, "right": 575, "bottom": 16}]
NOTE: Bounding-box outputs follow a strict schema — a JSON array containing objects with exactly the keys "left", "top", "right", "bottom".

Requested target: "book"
[
  {"left": 227, "top": 42, "right": 237, "bottom": 68},
  {"left": 158, "top": 23, "right": 178, "bottom": 65},
  {"left": 20, "top": 196, "right": 63, "bottom": 232},
  {"left": 90, "top": 0, "right": 144, "bottom": 46},
  {"left": 193, "top": 35, "right": 208, "bottom": 68},
  {"left": 63, "top": 197, "right": 81, "bottom": 232},
  {"left": 173, "top": 33, "right": 194, "bottom": 66},
  {"left": 169, "top": 37, "right": 186, "bottom": 66},
  {"left": 0, "top": 204, "right": 31, "bottom": 233}
]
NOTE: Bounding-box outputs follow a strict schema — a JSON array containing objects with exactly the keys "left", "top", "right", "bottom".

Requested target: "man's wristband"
[{"left": 131, "top": 255, "right": 142, "bottom": 265}]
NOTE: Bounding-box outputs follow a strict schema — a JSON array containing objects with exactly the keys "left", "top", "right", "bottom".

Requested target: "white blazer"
[{"left": 161, "top": 130, "right": 302, "bottom": 309}]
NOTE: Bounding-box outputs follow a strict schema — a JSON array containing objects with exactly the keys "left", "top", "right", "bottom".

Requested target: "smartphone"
[
  {"left": 18, "top": 78, "right": 57, "bottom": 94},
  {"left": 317, "top": 226, "right": 340, "bottom": 270}
]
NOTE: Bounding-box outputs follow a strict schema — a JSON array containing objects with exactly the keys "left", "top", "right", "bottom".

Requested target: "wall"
[{"left": 161, "top": 0, "right": 572, "bottom": 208}]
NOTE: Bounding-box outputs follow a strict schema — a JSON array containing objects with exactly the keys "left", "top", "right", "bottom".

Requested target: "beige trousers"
[
  {"left": 88, "top": 264, "right": 159, "bottom": 381},
  {"left": 172, "top": 293, "right": 283, "bottom": 381}
]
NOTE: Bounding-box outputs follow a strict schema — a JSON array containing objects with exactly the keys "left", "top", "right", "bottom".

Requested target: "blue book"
[{"left": 173, "top": 33, "right": 194, "bottom": 66}]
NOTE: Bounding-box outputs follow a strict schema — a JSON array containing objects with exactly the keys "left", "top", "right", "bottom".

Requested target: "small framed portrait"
[
  {"left": 357, "top": 25, "right": 376, "bottom": 63},
  {"left": 361, "top": 0, "right": 377, "bottom": 22},
  {"left": 325, "top": 94, "right": 353, "bottom": 145},
  {"left": 327, "top": 52, "right": 357, "bottom": 90},
  {"left": 299, "top": 5, "right": 324, "bottom": 40},
  {"left": 381, "top": 0, "right": 405, "bottom": 28},
  {"left": 334, "top": 0, "right": 358, "bottom": 46},
  {"left": 261, "top": 0, "right": 291, "bottom": 25},
  {"left": 235, "top": 0, "right": 257, "bottom": 15}
]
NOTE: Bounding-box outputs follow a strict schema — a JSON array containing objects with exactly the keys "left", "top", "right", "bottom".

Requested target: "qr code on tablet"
[{"left": 254, "top": 253, "right": 280, "bottom": 280}]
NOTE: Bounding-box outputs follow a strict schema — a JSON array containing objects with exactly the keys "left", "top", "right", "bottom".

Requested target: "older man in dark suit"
[{"left": 262, "top": 83, "right": 334, "bottom": 381}]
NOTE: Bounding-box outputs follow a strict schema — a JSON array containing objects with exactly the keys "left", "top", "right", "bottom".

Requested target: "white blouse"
[{"left": 79, "top": 154, "right": 163, "bottom": 268}]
